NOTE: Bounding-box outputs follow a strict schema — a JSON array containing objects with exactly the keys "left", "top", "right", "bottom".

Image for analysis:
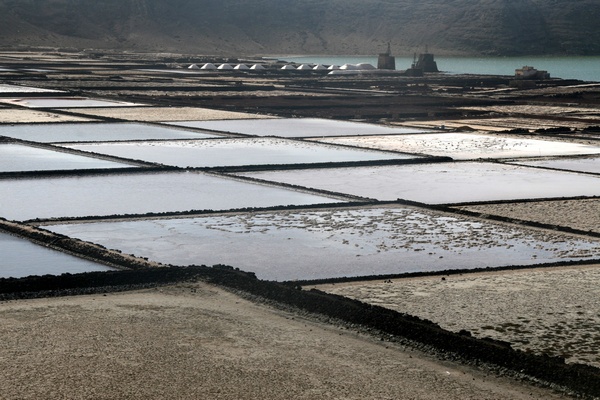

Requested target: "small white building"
[{"left": 515, "top": 66, "right": 550, "bottom": 79}]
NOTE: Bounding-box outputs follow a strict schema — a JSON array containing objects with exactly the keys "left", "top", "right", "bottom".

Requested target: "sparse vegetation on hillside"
[{"left": 0, "top": 1, "right": 599, "bottom": 56}]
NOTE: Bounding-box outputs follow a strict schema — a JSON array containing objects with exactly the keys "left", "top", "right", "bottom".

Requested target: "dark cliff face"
[{"left": 0, "top": 0, "right": 598, "bottom": 56}]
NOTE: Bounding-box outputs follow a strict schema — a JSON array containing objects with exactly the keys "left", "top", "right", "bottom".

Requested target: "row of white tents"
[
  {"left": 285, "top": 63, "right": 377, "bottom": 71},
  {"left": 188, "top": 63, "right": 265, "bottom": 70},
  {"left": 188, "top": 62, "right": 377, "bottom": 72}
]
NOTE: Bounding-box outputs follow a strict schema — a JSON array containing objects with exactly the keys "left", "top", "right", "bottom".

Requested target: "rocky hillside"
[{"left": 0, "top": 0, "right": 598, "bottom": 56}]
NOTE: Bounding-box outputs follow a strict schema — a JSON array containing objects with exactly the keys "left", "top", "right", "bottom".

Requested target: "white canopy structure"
[
  {"left": 340, "top": 64, "right": 359, "bottom": 70},
  {"left": 281, "top": 64, "right": 296, "bottom": 70},
  {"left": 188, "top": 64, "right": 200, "bottom": 70},
  {"left": 250, "top": 64, "right": 265, "bottom": 70},
  {"left": 201, "top": 63, "right": 217, "bottom": 70},
  {"left": 327, "top": 65, "right": 340, "bottom": 70},
  {"left": 234, "top": 64, "right": 250, "bottom": 70},
  {"left": 313, "top": 64, "right": 328, "bottom": 70},
  {"left": 356, "top": 63, "right": 376, "bottom": 70},
  {"left": 218, "top": 63, "right": 234, "bottom": 70},
  {"left": 296, "top": 64, "right": 313, "bottom": 70}
]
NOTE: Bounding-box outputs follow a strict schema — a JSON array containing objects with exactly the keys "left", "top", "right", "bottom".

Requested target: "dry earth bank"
[
  {"left": 0, "top": 281, "right": 570, "bottom": 400},
  {"left": 313, "top": 264, "right": 600, "bottom": 368}
]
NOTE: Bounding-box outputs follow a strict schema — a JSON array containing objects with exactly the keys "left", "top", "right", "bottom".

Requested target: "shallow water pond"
[
  {"left": 166, "top": 118, "right": 430, "bottom": 138},
  {"left": 0, "top": 143, "right": 136, "bottom": 172},
  {"left": 0, "top": 97, "right": 143, "bottom": 108},
  {"left": 237, "top": 162, "right": 600, "bottom": 204},
  {"left": 47, "top": 206, "right": 600, "bottom": 281},
  {"left": 509, "top": 156, "right": 600, "bottom": 174},
  {"left": 0, "top": 232, "right": 113, "bottom": 278},
  {"left": 0, "top": 171, "right": 344, "bottom": 221},
  {"left": 0, "top": 122, "right": 222, "bottom": 143},
  {"left": 65, "top": 137, "right": 417, "bottom": 168}
]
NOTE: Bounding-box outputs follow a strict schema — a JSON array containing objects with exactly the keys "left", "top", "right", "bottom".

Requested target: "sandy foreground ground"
[
  {"left": 0, "top": 281, "right": 569, "bottom": 400},
  {"left": 314, "top": 264, "right": 600, "bottom": 369}
]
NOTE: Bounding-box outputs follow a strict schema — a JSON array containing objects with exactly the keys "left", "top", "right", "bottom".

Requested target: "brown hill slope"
[{"left": 0, "top": 0, "right": 598, "bottom": 56}]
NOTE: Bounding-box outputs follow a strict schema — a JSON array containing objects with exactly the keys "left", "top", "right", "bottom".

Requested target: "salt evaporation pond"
[
  {"left": 0, "top": 122, "right": 223, "bottom": 143},
  {"left": 0, "top": 171, "right": 344, "bottom": 221},
  {"left": 509, "top": 157, "right": 600, "bottom": 175},
  {"left": 314, "top": 133, "right": 600, "bottom": 160},
  {"left": 237, "top": 162, "right": 600, "bottom": 204},
  {"left": 166, "top": 118, "right": 430, "bottom": 138},
  {"left": 0, "top": 97, "right": 143, "bottom": 108},
  {"left": 0, "top": 232, "right": 113, "bottom": 278},
  {"left": 47, "top": 206, "right": 600, "bottom": 281},
  {"left": 0, "top": 143, "right": 136, "bottom": 172},
  {"left": 0, "top": 84, "right": 63, "bottom": 94},
  {"left": 64, "top": 137, "right": 418, "bottom": 168}
]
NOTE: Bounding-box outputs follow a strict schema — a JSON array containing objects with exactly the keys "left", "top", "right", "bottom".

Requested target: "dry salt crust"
[
  {"left": 46, "top": 206, "right": 600, "bottom": 281},
  {"left": 0, "top": 109, "right": 93, "bottom": 123},
  {"left": 64, "top": 137, "right": 416, "bottom": 168},
  {"left": 0, "top": 122, "right": 222, "bottom": 143},
  {"left": 455, "top": 198, "right": 600, "bottom": 234},
  {"left": 0, "top": 171, "right": 344, "bottom": 221},
  {"left": 166, "top": 117, "right": 430, "bottom": 138},
  {"left": 508, "top": 156, "right": 600, "bottom": 174},
  {"left": 406, "top": 117, "right": 588, "bottom": 131},
  {"left": 237, "top": 162, "right": 600, "bottom": 204},
  {"left": 398, "top": 121, "right": 510, "bottom": 132},
  {"left": 0, "top": 283, "right": 565, "bottom": 400},
  {"left": 0, "top": 97, "right": 144, "bottom": 109},
  {"left": 0, "top": 143, "right": 137, "bottom": 173},
  {"left": 312, "top": 133, "right": 600, "bottom": 160},
  {"left": 65, "top": 107, "right": 274, "bottom": 122},
  {"left": 458, "top": 104, "right": 600, "bottom": 117},
  {"left": 0, "top": 231, "right": 112, "bottom": 278},
  {"left": 314, "top": 265, "right": 600, "bottom": 368}
]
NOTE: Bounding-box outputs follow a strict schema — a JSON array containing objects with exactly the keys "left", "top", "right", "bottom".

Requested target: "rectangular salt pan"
[
  {"left": 509, "top": 157, "right": 600, "bottom": 174},
  {"left": 64, "top": 137, "right": 418, "bottom": 168},
  {"left": 47, "top": 207, "right": 600, "bottom": 281},
  {"left": 0, "top": 143, "right": 136, "bottom": 172},
  {"left": 0, "top": 84, "right": 63, "bottom": 93},
  {"left": 0, "top": 97, "right": 144, "bottom": 108},
  {"left": 166, "top": 118, "right": 430, "bottom": 138},
  {"left": 314, "top": 133, "right": 600, "bottom": 160},
  {"left": 0, "top": 171, "right": 344, "bottom": 221},
  {"left": 237, "top": 162, "right": 600, "bottom": 204},
  {"left": 0, "top": 232, "right": 113, "bottom": 278},
  {"left": 0, "top": 122, "right": 222, "bottom": 143}
]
